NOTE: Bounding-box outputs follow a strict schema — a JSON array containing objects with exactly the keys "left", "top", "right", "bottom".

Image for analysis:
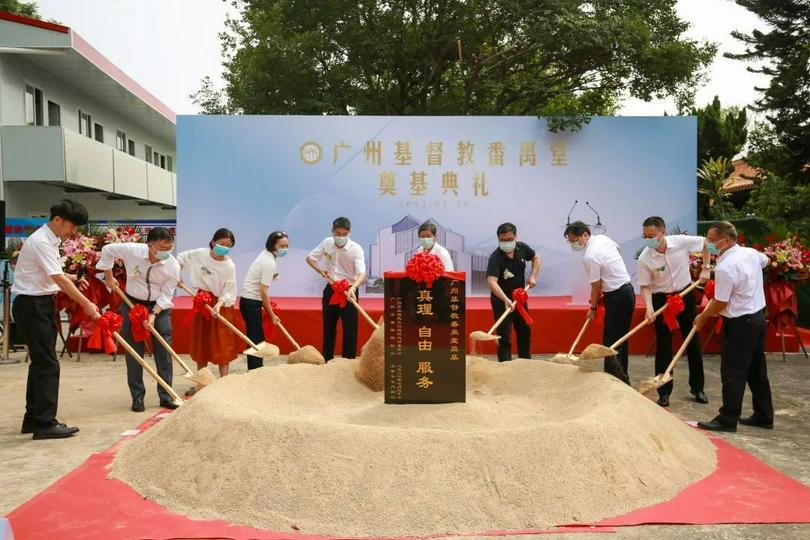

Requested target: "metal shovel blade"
[
  {"left": 578, "top": 343, "right": 618, "bottom": 361},
  {"left": 469, "top": 330, "right": 500, "bottom": 342},
  {"left": 548, "top": 353, "right": 578, "bottom": 365},
  {"left": 243, "top": 341, "right": 280, "bottom": 358}
]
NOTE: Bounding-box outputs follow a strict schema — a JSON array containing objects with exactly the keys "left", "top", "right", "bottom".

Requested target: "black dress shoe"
[
  {"left": 697, "top": 416, "right": 737, "bottom": 432},
  {"left": 656, "top": 394, "right": 670, "bottom": 407},
  {"left": 739, "top": 414, "right": 774, "bottom": 429},
  {"left": 131, "top": 399, "right": 145, "bottom": 412},
  {"left": 693, "top": 390, "right": 709, "bottom": 404},
  {"left": 159, "top": 399, "right": 180, "bottom": 410},
  {"left": 32, "top": 423, "right": 79, "bottom": 440},
  {"left": 22, "top": 419, "right": 71, "bottom": 435}
]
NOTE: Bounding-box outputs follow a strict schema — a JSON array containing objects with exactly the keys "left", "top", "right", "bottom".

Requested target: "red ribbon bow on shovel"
[
  {"left": 663, "top": 294, "right": 685, "bottom": 332},
  {"left": 511, "top": 288, "right": 533, "bottom": 325},
  {"left": 262, "top": 302, "right": 281, "bottom": 340},
  {"left": 329, "top": 279, "right": 351, "bottom": 308},
  {"left": 192, "top": 290, "right": 216, "bottom": 321},
  {"left": 87, "top": 311, "right": 122, "bottom": 354},
  {"left": 128, "top": 304, "right": 151, "bottom": 343}
]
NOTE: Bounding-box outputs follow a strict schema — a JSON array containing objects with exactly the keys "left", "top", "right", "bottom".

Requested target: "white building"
[{"left": 0, "top": 12, "right": 177, "bottom": 232}]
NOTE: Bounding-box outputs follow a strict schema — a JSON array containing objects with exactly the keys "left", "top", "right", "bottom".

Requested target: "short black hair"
[
  {"left": 147, "top": 227, "right": 174, "bottom": 243},
  {"left": 496, "top": 222, "right": 516, "bottom": 236},
  {"left": 50, "top": 199, "right": 88, "bottom": 226},
  {"left": 708, "top": 220, "right": 738, "bottom": 241},
  {"left": 209, "top": 227, "right": 236, "bottom": 249},
  {"left": 418, "top": 220, "right": 437, "bottom": 236},
  {"left": 563, "top": 221, "right": 590, "bottom": 238},
  {"left": 643, "top": 216, "right": 666, "bottom": 229},
  {"left": 332, "top": 217, "right": 351, "bottom": 231},
  {"left": 266, "top": 230, "right": 288, "bottom": 252}
]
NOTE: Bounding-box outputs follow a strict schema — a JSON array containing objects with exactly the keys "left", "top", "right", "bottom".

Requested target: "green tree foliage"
[
  {"left": 694, "top": 96, "right": 748, "bottom": 164},
  {"left": 697, "top": 156, "right": 734, "bottom": 219},
  {"left": 0, "top": 0, "right": 42, "bottom": 18},
  {"left": 193, "top": 0, "right": 716, "bottom": 126}
]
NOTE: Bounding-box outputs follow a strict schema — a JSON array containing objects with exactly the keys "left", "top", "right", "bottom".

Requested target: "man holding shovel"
[
  {"left": 306, "top": 217, "right": 367, "bottom": 361},
  {"left": 638, "top": 216, "right": 711, "bottom": 407},
  {"left": 98, "top": 227, "right": 180, "bottom": 412},
  {"left": 564, "top": 221, "right": 634, "bottom": 383},
  {"left": 486, "top": 223, "right": 540, "bottom": 361},
  {"left": 694, "top": 221, "right": 773, "bottom": 433}
]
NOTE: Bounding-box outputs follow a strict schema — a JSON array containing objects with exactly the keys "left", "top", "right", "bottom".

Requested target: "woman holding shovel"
[
  {"left": 97, "top": 227, "right": 181, "bottom": 412},
  {"left": 240, "top": 231, "right": 287, "bottom": 370},
  {"left": 177, "top": 228, "right": 241, "bottom": 388}
]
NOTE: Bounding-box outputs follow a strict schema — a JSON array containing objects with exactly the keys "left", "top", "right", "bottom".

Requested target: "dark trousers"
[
  {"left": 491, "top": 296, "right": 531, "bottom": 361},
  {"left": 321, "top": 284, "right": 359, "bottom": 361},
  {"left": 240, "top": 297, "right": 265, "bottom": 370},
  {"left": 603, "top": 282, "right": 635, "bottom": 384},
  {"left": 718, "top": 310, "right": 774, "bottom": 425},
  {"left": 120, "top": 300, "right": 173, "bottom": 402},
  {"left": 652, "top": 289, "right": 704, "bottom": 396},
  {"left": 13, "top": 294, "right": 60, "bottom": 427}
]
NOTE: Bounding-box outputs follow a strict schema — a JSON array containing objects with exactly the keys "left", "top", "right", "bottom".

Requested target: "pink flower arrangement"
[{"left": 760, "top": 235, "right": 810, "bottom": 283}]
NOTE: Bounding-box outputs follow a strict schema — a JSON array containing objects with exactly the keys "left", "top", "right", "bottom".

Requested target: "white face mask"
[
  {"left": 333, "top": 235, "right": 349, "bottom": 248},
  {"left": 570, "top": 240, "right": 585, "bottom": 252}
]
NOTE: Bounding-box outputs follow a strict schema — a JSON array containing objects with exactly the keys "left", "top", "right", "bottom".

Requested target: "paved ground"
[{"left": 1, "top": 348, "right": 808, "bottom": 539}]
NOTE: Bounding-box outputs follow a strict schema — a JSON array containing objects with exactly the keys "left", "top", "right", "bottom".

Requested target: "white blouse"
[{"left": 176, "top": 248, "right": 237, "bottom": 307}]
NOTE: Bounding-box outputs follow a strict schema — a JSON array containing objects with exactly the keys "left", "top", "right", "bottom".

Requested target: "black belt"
[
  {"left": 652, "top": 284, "right": 692, "bottom": 297},
  {"left": 15, "top": 293, "right": 56, "bottom": 300},
  {"left": 722, "top": 308, "right": 766, "bottom": 321},
  {"left": 604, "top": 282, "right": 633, "bottom": 295},
  {"left": 126, "top": 293, "right": 156, "bottom": 308}
]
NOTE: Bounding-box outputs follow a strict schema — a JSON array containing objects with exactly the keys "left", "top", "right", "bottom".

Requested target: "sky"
[{"left": 35, "top": 0, "right": 771, "bottom": 119}]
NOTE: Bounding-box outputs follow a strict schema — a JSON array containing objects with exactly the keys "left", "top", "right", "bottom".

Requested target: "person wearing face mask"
[
  {"left": 637, "top": 216, "right": 711, "bottom": 407},
  {"left": 241, "top": 231, "right": 288, "bottom": 370},
  {"left": 177, "top": 228, "right": 240, "bottom": 384},
  {"left": 485, "top": 222, "right": 541, "bottom": 361},
  {"left": 306, "top": 217, "right": 367, "bottom": 361},
  {"left": 694, "top": 221, "right": 773, "bottom": 433},
  {"left": 14, "top": 199, "right": 100, "bottom": 440},
  {"left": 98, "top": 227, "right": 180, "bottom": 412},
  {"left": 564, "top": 221, "right": 633, "bottom": 384},
  {"left": 413, "top": 220, "right": 454, "bottom": 270}
]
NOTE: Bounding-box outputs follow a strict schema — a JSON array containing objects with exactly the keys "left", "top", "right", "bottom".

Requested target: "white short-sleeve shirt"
[
  {"left": 177, "top": 248, "right": 237, "bottom": 307},
  {"left": 582, "top": 234, "right": 631, "bottom": 292},
  {"left": 415, "top": 242, "right": 454, "bottom": 271},
  {"left": 637, "top": 235, "right": 705, "bottom": 293},
  {"left": 308, "top": 237, "right": 366, "bottom": 282},
  {"left": 241, "top": 250, "right": 279, "bottom": 301},
  {"left": 11, "top": 225, "right": 63, "bottom": 296},
  {"left": 96, "top": 242, "right": 180, "bottom": 310},
  {"left": 714, "top": 244, "right": 768, "bottom": 318}
]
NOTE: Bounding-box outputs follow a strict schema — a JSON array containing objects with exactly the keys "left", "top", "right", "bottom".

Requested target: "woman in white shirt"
[
  {"left": 177, "top": 228, "right": 241, "bottom": 380},
  {"left": 240, "top": 231, "right": 288, "bottom": 370},
  {"left": 413, "top": 220, "right": 454, "bottom": 270}
]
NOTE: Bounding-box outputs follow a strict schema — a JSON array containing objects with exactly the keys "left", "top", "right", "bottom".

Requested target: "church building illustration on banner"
[{"left": 367, "top": 215, "right": 490, "bottom": 295}]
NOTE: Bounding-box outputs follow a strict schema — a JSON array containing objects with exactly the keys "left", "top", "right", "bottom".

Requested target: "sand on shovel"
[
  {"left": 111, "top": 357, "right": 716, "bottom": 537},
  {"left": 287, "top": 345, "right": 325, "bottom": 365},
  {"left": 354, "top": 319, "right": 385, "bottom": 391},
  {"left": 193, "top": 367, "right": 217, "bottom": 387}
]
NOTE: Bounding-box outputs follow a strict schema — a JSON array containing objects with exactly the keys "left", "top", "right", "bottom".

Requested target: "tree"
[
  {"left": 693, "top": 96, "right": 748, "bottom": 164},
  {"left": 0, "top": 0, "right": 42, "bottom": 18},
  {"left": 194, "top": 0, "right": 716, "bottom": 125},
  {"left": 697, "top": 157, "right": 734, "bottom": 219}
]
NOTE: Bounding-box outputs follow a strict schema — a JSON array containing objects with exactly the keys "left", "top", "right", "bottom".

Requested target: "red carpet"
[
  {"left": 69, "top": 295, "right": 805, "bottom": 356},
  {"left": 7, "top": 412, "right": 810, "bottom": 539}
]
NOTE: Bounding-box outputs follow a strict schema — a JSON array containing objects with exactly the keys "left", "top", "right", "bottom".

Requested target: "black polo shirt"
[{"left": 486, "top": 241, "right": 536, "bottom": 299}]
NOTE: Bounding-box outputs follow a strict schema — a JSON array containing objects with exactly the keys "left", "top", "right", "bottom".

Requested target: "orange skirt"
[{"left": 189, "top": 304, "right": 242, "bottom": 365}]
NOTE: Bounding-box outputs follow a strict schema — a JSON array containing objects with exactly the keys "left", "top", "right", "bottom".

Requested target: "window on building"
[
  {"left": 79, "top": 110, "right": 92, "bottom": 138},
  {"left": 128, "top": 139, "right": 135, "bottom": 156},
  {"left": 153, "top": 152, "right": 161, "bottom": 167},
  {"left": 47, "top": 101, "right": 61, "bottom": 127},
  {"left": 145, "top": 144, "right": 153, "bottom": 163},
  {"left": 25, "top": 85, "right": 44, "bottom": 126},
  {"left": 160, "top": 154, "right": 166, "bottom": 169},
  {"left": 94, "top": 123, "right": 104, "bottom": 143},
  {"left": 167, "top": 155, "right": 173, "bottom": 172},
  {"left": 116, "top": 130, "right": 127, "bottom": 152}
]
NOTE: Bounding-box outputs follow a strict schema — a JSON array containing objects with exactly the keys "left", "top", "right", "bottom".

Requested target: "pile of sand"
[
  {"left": 354, "top": 320, "right": 385, "bottom": 391},
  {"left": 111, "top": 358, "right": 716, "bottom": 537},
  {"left": 287, "top": 345, "right": 325, "bottom": 365}
]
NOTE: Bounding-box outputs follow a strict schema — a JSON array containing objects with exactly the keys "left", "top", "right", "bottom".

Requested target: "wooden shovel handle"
[
  {"left": 113, "top": 283, "right": 194, "bottom": 376},
  {"left": 177, "top": 283, "right": 260, "bottom": 350},
  {"left": 567, "top": 317, "right": 591, "bottom": 358},
  {"left": 323, "top": 276, "right": 379, "bottom": 330},
  {"left": 113, "top": 331, "right": 182, "bottom": 404},
  {"left": 486, "top": 285, "right": 529, "bottom": 335},
  {"left": 276, "top": 320, "right": 301, "bottom": 350},
  {"left": 609, "top": 281, "right": 700, "bottom": 350},
  {"left": 662, "top": 326, "right": 699, "bottom": 379}
]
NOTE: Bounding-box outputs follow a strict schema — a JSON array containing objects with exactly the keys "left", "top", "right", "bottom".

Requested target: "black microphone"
[{"left": 566, "top": 200, "right": 578, "bottom": 225}]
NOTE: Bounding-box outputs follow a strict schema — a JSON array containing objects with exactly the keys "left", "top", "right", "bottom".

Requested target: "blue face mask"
[
  {"left": 644, "top": 237, "right": 660, "bottom": 249},
  {"left": 276, "top": 248, "right": 288, "bottom": 257},
  {"left": 212, "top": 244, "right": 230, "bottom": 256},
  {"left": 707, "top": 242, "right": 720, "bottom": 255},
  {"left": 334, "top": 235, "right": 349, "bottom": 248},
  {"left": 420, "top": 237, "right": 435, "bottom": 250},
  {"left": 155, "top": 250, "right": 171, "bottom": 261},
  {"left": 499, "top": 240, "right": 516, "bottom": 253}
]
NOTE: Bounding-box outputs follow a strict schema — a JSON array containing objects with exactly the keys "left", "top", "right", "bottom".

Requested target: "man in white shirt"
[
  {"left": 565, "top": 221, "right": 634, "bottom": 383},
  {"left": 694, "top": 221, "right": 774, "bottom": 432},
  {"left": 638, "top": 216, "right": 711, "bottom": 407},
  {"left": 13, "top": 199, "right": 100, "bottom": 440},
  {"left": 97, "top": 227, "right": 180, "bottom": 412},
  {"left": 413, "top": 220, "right": 454, "bottom": 270},
  {"left": 306, "top": 217, "right": 366, "bottom": 361}
]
